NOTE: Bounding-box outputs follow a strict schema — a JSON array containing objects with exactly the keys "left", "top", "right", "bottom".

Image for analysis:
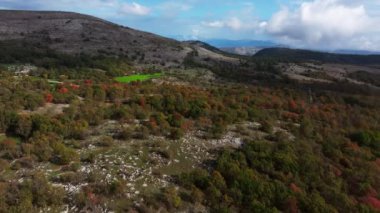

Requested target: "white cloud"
[
  {"left": 158, "top": 2, "right": 192, "bottom": 11},
  {"left": 264, "top": 0, "right": 380, "bottom": 50},
  {"left": 202, "top": 17, "right": 258, "bottom": 31},
  {"left": 155, "top": 1, "right": 192, "bottom": 18},
  {"left": 119, "top": 2, "right": 150, "bottom": 16},
  {"left": 225, "top": 17, "right": 243, "bottom": 30},
  {"left": 202, "top": 20, "right": 225, "bottom": 28}
]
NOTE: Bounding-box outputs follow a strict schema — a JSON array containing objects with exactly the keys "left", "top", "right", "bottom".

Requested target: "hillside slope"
[{"left": 0, "top": 10, "right": 192, "bottom": 66}]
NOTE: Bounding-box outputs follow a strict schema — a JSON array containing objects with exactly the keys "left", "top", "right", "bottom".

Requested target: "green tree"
[
  {"left": 51, "top": 142, "right": 79, "bottom": 165},
  {"left": 15, "top": 115, "right": 33, "bottom": 139}
]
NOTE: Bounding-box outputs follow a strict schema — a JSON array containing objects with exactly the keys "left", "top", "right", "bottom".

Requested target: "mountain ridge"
[
  {"left": 0, "top": 10, "right": 191, "bottom": 66},
  {"left": 0, "top": 10, "right": 246, "bottom": 68},
  {"left": 255, "top": 48, "right": 380, "bottom": 65}
]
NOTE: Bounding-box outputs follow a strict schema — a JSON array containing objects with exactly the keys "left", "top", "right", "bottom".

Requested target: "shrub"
[
  {"left": 191, "top": 186, "right": 204, "bottom": 203},
  {"left": 51, "top": 142, "right": 79, "bottom": 165},
  {"left": 134, "top": 126, "right": 149, "bottom": 140},
  {"left": 169, "top": 128, "right": 183, "bottom": 140},
  {"left": 162, "top": 187, "right": 182, "bottom": 209},
  {"left": 81, "top": 152, "right": 96, "bottom": 163},
  {"left": 15, "top": 116, "right": 33, "bottom": 139},
  {"left": 350, "top": 131, "right": 380, "bottom": 152},
  {"left": 118, "top": 127, "right": 134, "bottom": 140},
  {"left": 10, "top": 157, "right": 34, "bottom": 170},
  {"left": 96, "top": 136, "right": 114, "bottom": 147},
  {"left": 260, "top": 120, "right": 273, "bottom": 134},
  {"left": 207, "top": 122, "right": 226, "bottom": 139},
  {"left": 152, "top": 149, "right": 173, "bottom": 159},
  {"left": 0, "top": 159, "right": 9, "bottom": 172},
  {"left": 29, "top": 133, "right": 54, "bottom": 162},
  {"left": 0, "top": 138, "right": 19, "bottom": 159},
  {"left": 54, "top": 172, "right": 83, "bottom": 184}
]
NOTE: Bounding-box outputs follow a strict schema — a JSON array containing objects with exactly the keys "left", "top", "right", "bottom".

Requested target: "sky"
[{"left": 0, "top": 0, "right": 380, "bottom": 51}]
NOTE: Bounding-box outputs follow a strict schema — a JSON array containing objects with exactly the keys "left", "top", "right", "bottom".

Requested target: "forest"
[{"left": 0, "top": 51, "right": 379, "bottom": 212}]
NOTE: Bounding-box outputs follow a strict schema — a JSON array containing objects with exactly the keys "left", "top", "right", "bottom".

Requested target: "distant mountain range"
[
  {"left": 173, "top": 37, "right": 380, "bottom": 56},
  {"left": 169, "top": 36, "right": 282, "bottom": 55},
  {"left": 200, "top": 39, "right": 279, "bottom": 48},
  {"left": 198, "top": 39, "right": 283, "bottom": 56},
  {"left": 255, "top": 48, "right": 380, "bottom": 65},
  {"left": 331, "top": 49, "right": 380, "bottom": 55}
]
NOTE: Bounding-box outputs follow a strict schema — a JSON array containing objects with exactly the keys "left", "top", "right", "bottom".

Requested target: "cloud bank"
[
  {"left": 262, "top": 0, "right": 380, "bottom": 51},
  {"left": 119, "top": 2, "right": 150, "bottom": 16},
  {"left": 199, "top": 0, "right": 380, "bottom": 51}
]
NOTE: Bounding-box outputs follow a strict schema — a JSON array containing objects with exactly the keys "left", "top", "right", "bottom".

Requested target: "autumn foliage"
[
  {"left": 59, "top": 87, "right": 69, "bottom": 94},
  {"left": 361, "top": 196, "right": 380, "bottom": 210},
  {"left": 290, "top": 183, "right": 302, "bottom": 193},
  {"left": 44, "top": 93, "right": 53, "bottom": 103}
]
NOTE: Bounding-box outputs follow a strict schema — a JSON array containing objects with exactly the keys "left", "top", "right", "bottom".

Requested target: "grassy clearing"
[
  {"left": 114, "top": 73, "right": 162, "bottom": 83},
  {"left": 48, "top": 80, "right": 62, "bottom": 85}
]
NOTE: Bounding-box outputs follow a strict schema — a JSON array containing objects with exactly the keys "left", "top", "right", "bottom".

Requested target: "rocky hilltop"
[{"left": 0, "top": 10, "right": 194, "bottom": 66}]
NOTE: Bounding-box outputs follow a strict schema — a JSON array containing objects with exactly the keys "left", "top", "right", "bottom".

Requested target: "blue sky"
[{"left": 0, "top": 0, "right": 380, "bottom": 51}]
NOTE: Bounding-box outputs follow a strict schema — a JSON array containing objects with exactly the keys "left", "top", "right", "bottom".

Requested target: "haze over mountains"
[{"left": 201, "top": 39, "right": 281, "bottom": 56}]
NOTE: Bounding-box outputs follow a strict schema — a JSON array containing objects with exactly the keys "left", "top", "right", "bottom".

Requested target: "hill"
[
  {"left": 0, "top": 10, "right": 244, "bottom": 68},
  {"left": 0, "top": 10, "right": 193, "bottom": 66}
]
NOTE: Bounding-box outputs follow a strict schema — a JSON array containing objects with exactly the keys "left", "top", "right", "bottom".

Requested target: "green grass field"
[
  {"left": 47, "top": 80, "right": 62, "bottom": 85},
  {"left": 114, "top": 73, "right": 162, "bottom": 83}
]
